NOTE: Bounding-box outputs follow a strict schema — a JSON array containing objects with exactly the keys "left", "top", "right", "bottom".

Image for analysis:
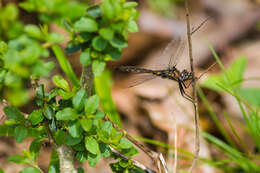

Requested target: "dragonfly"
[{"left": 116, "top": 37, "right": 195, "bottom": 102}]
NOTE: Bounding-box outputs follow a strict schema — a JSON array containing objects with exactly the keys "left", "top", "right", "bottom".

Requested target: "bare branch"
[{"left": 184, "top": 0, "right": 200, "bottom": 172}]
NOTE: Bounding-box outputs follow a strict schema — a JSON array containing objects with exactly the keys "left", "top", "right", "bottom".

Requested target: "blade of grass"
[
  {"left": 94, "top": 70, "right": 121, "bottom": 126},
  {"left": 223, "top": 111, "right": 250, "bottom": 154},
  {"left": 52, "top": 44, "right": 79, "bottom": 87},
  {"left": 197, "top": 87, "right": 236, "bottom": 147}
]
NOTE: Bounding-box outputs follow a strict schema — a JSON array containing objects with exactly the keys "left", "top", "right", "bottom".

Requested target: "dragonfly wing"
[
  {"left": 121, "top": 73, "right": 157, "bottom": 88},
  {"left": 167, "top": 36, "right": 186, "bottom": 68}
]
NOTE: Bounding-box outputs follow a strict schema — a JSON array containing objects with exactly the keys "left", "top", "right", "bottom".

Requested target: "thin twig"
[
  {"left": 191, "top": 17, "right": 211, "bottom": 35},
  {"left": 184, "top": 0, "right": 200, "bottom": 172},
  {"left": 173, "top": 123, "right": 177, "bottom": 173}
]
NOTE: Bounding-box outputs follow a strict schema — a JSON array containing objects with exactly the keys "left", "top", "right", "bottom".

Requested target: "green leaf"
[
  {"left": 85, "top": 94, "right": 100, "bottom": 115},
  {"left": 127, "top": 20, "right": 138, "bottom": 33},
  {"left": 76, "top": 151, "right": 88, "bottom": 163},
  {"left": 92, "top": 60, "right": 106, "bottom": 77},
  {"left": 99, "top": 143, "right": 111, "bottom": 158},
  {"left": 8, "top": 154, "right": 29, "bottom": 164},
  {"left": 4, "top": 106, "right": 26, "bottom": 123},
  {"left": 88, "top": 152, "right": 101, "bottom": 167},
  {"left": 97, "top": 121, "right": 112, "bottom": 142},
  {"left": 68, "top": 120, "right": 82, "bottom": 138},
  {"left": 14, "top": 126, "right": 28, "bottom": 143},
  {"left": 99, "top": 28, "right": 114, "bottom": 40},
  {"left": 57, "top": 89, "right": 74, "bottom": 100},
  {"left": 24, "top": 25, "right": 42, "bottom": 39},
  {"left": 43, "top": 105, "right": 54, "bottom": 120},
  {"left": 48, "top": 33, "right": 64, "bottom": 43},
  {"left": 65, "top": 135, "right": 82, "bottom": 146},
  {"left": 86, "top": 5, "right": 101, "bottom": 18},
  {"left": 56, "top": 108, "right": 78, "bottom": 121},
  {"left": 52, "top": 75, "right": 70, "bottom": 92},
  {"left": 92, "top": 36, "right": 107, "bottom": 51},
  {"left": 54, "top": 129, "right": 66, "bottom": 145},
  {"left": 73, "top": 90, "right": 88, "bottom": 111},
  {"left": 119, "top": 138, "right": 132, "bottom": 149},
  {"left": 85, "top": 136, "right": 100, "bottom": 154},
  {"left": 109, "top": 37, "right": 128, "bottom": 49},
  {"left": 77, "top": 167, "right": 84, "bottom": 173},
  {"left": 101, "top": 0, "right": 121, "bottom": 20},
  {"left": 94, "top": 110, "right": 105, "bottom": 119},
  {"left": 28, "top": 110, "right": 43, "bottom": 125},
  {"left": 239, "top": 88, "right": 260, "bottom": 107},
  {"left": 52, "top": 45, "right": 79, "bottom": 87},
  {"left": 48, "top": 149, "right": 59, "bottom": 173},
  {"left": 80, "top": 49, "right": 91, "bottom": 66},
  {"left": 106, "top": 47, "right": 121, "bottom": 60},
  {"left": 29, "top": 138, "right": 42, "bottom": 161},
  {"left": 94, "top": 70, "right": 121, "bottom": 126},
  {"left": 74, "top": 17, "right": 98, "bottom": 32},
  {"left": 80, "top": 118, "right": 93, "bottom": 132},
  {"left": 19, "top": 167, "right": 41, "bottom": 173},
  {"left": 123, "top": 2, "right": 138, "bottom": 8}
]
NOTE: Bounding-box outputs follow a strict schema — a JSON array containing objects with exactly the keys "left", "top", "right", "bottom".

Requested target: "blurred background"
[{"left": 1, "top": 0, "right": 260, "bottom": 172}]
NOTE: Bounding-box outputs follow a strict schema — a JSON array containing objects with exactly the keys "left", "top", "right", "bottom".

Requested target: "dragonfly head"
[{"left": 180, "top": 70, "right": 192, "bottom": 81}]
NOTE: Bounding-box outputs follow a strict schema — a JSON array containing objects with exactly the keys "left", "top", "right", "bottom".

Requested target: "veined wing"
[
  {"left": 164, "top": 36, "right": 186, "bottom": 69},
  {"left": 120, "top": 73, "right": 157, "bottom": 88}
]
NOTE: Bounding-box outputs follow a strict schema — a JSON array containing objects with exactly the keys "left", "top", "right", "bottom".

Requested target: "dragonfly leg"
[{"left": 178, "top": 82, "right": 194, "bottom": 102}]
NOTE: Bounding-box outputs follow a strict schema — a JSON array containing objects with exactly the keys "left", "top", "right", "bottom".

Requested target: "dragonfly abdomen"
[{"left": 117, "top": 66, "right": 153, "bottom": 73}]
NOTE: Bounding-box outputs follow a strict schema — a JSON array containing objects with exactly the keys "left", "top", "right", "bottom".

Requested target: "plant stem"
[
  {"left": 56, "top": 145, "right": 77, "bottom": 173},
  {"left": 184, "top": 0, "right": 200, "bottom": 172},
  {"left": 80, "top": 65, "right": 94, "bottom": 96}
]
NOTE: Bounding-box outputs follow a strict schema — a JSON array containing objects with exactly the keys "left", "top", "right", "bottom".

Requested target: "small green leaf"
[
  {"left": 28, "top": 110, "right": 44, "bottom": 125},
  {"left": 48, "top": 33, "right": 64, "bottom": 43},
  {"left": 29, "top": 138, "right": 42, "bottom": 161},
  {"left": 99, "top": 28, "right": 114, "bottom": 40},
  {"left": 19, "top": 167, "right": 41, "bottom": 173},
  {"left": 24, "top": 25, "right": 42, "bottom": 39},
  {"left": 76, "top": 151, "right": 88, "bottom": 163},
  {"left": 85, "top": 136, "right": 100, "bottom": 154},
  {"left": 73, "top": 90, "right": 88, "bottom": 111},
  {"left": 54, "top": 129, "right": 66, "bottom": 145},
  {"left": 92, "top": 60, "right": 106, "bottom": 77},
  {"left": 92, "top": 36, "right": 107, "bottom": 51},
  {"left": 239, "top": 88, "right": 260, "bottom": 107},
  {"left": 94, "top": 110, "right": 105, "bottom": 119},
  {"left": 88, "top": 152, "right": 101, "bottom": 167},
  {"left": 77, "top": 167, "right": 84, "bottom": 173},
  {"left": 65, "top": 135, "right": 82, "bottom": 146},
  {"left": 8, "top": 154, "right": 29, "bottom": 164},
  {"left": 109, "top": 38, "right": 128, "bottom": 49},
  {"left": 74, "top": 17, "right": 98, "bottom": 32},
  {"left": 52, "top": 75, "right": 70, "bottom": 92},
  {"left": 4, "top": 106, "right": 26, "bottom": 123},
  {"left": 80, "top": 118, "right": 92, "bottom": 132},
  {"left": 127, "top": 20, "right": 139, "bottom": 33},
  {"left": 14, "top": 126, "right": 28, "bottom": 143},
  {"left": 123, "top": 2, "right": 138, "bottom": 8},
  {"left": 68, "top": 120, "right": 82, "bottom": 138},
  {"left": 85, "top": 95, "right": 100, "bottom": 115},
  {"left": 57, "top": 89, "right": 74, "bottom": 100},
  {"left": 106, "top": 47, "right": 121, "bottom": 60},
  {"left": 80, "top": 49, "right": 91, "bottom": 66},
  {"left": 119, "top": 138, "right": 132, "bottom": 149},
  {"left": 97, "top": 121, "right": 112, "bottom": 142},
  {"left": 56, "top": 108, "right": 78, "bottom": 121},
  {"left": 43, "top": 105, "right": 54, "bottom": 120},
  {"left": 99, "top": 143, "right": 111, "bottom": 158}
]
